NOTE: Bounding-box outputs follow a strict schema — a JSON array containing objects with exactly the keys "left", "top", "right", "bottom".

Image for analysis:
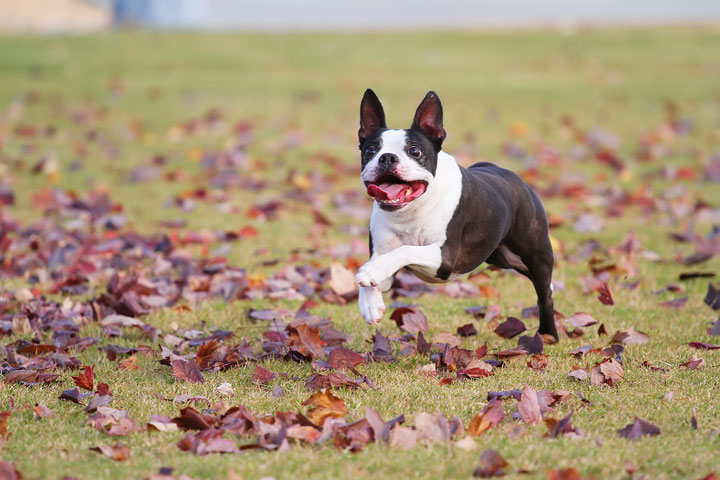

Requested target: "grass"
[{"left": 1, "top": 27, "right": 720, "bottom": 479}]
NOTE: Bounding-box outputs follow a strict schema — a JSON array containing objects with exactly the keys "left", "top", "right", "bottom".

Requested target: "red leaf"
[
  {"left": 89, "top": 444, "right": 131, "bottom": 461},
  {"left": 689, "top": 341, "right": 720, "bottom": 350},
  {"left": 72, "top": 365, "right": 95, "bottom": 391},
  {"left": 296, "top": 324, "right": 326, "bottom": 359},
  {"left": 390, "top": 306, "right": 428, "bottom": 335},
  {"left": 196, "top": 339, "right": 219, "bottom": 369}
]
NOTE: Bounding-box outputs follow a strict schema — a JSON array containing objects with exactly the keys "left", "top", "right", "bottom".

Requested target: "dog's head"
[{"left": 358, "top": 89, "right": 446, "bottom": 211}]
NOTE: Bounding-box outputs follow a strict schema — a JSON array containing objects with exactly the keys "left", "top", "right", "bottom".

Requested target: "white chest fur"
[{"left": 369, "top": 151, "right": 462, "bottom": 256}]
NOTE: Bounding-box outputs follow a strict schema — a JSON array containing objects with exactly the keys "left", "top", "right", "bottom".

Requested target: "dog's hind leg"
[{"left": 521, "top": 245, "right": 558, "bottom": 340}]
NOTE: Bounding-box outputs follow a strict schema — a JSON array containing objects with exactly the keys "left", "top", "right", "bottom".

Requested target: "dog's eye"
[
  {"left": 407, "top": 146, "right": 422, "bottom": 158},
  {"left": 364, "top": 145, "right": 377, "bottom": 158}
]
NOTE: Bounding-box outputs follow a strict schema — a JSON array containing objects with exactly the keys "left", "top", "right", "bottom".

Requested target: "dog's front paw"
[
  {"left": 358, "top": 285, "right": 386, "bottom": 324},
  {"left": 355, "top": 261, "right": 388, "bottom": 287}
]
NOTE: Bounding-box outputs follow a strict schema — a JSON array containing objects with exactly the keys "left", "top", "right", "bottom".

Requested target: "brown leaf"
[
  {"left": 328, "top": 262, "right": 357, "bottom": 297},
  {"left": 118, "top": 355, "right": 138, "bottom": 370},
  {"left": 527, "top": 354, "right": 548, "bottom": 372},
  {"left": 597, "top": 282, "right": 614, "bottom": 305},
  {"left": 704, "top": 283, "right": 720, "bottom": 310},
  {"left": 389, "top": 426, "right": 418, "bottom": 450},
  {"left": 473, "top": 449, "right": 509, "bottom": 478},
  {"left": 433, "top": 332, "right": 462, "bottom": 347},
  {"left": 682, "top": 353, "right": 705, "bottom": 370},
  {"left": 617, "top": 416, "right": 661, "bottom": 440},
  {"left": 518, "top": 332, "right": 544, "bottom": 354},
  {"left": 305, "top": 372, "right": 361, "bottom": 391},
  {"left": 390, "top": 306, "right": 428, "bottom": 335},
  {"left": 610, "top": 327, "right": 649, "bottom": 346},
  {"left": 297, "top": 324, "right": 326, "bottom": 359},
  {"left": 546, "top": 468, "right": 582, "bottom": 480},
  {"left": 590, "top": 358, "right": 624, "bottom": 387},
  {"left": 518, "top": 385, "right": 542, "bottom": 425},
  {"left": 0, "top": 461, "right": 22, "bottom": 480},
  {"left": 59, "top": 387, "right": 91, "bottom": 404},
  {"left": 0, "top": 411, "right": 10, "bottom": 445},
  {"left": 545, "top": 411, "right": 583, "bottom": 439},
  {"left": 458, "top": 359, "right": 494, "bottom": 379},
  {"left": 494, "top": 317, "right": 527, "bottom": 338},
  {"left": 414, "top": 412, "right": 452, "bottom": 443},
  {"left": 72, "top": 365, "right": 95, "bottom": 391},
  {"left": 196, "top": 339, "right": 218, "bottom": 369},
  {"left": 468, "top": 399, "right": 504, "bottom": 436},
  {"left": 253, "top": 365, "right": 277, "bottom": 384},
  {"left": 689, "top": 341, "right": 720, "bottom": 350},
  {"left": 327, "top": 346, "right": 364, "bottom": 371},
  {"left": 707, "top": 317, "right": 720, "bottom": 336},
  {"left": 302, "top": 390, "right": 347, "bottom": 426},
  {"left": 33, "top": 404, "right": 54, "bottom": 418},
  {"left": 171, "top": 359, "right": 205, "bottom": 383},
  {"left": 564, "top": 312, "right": 598, "bottom": 328},
  {"left": 457, "top": 323, "right": 478, "bottom": 337},
  {"left": 172, "top": 407, "right": 215, "bottom": 430},
  {"left": 177, "top": 428, "right": 238, "bottom": 455},
  {"left": 89, "top": 444, "right": 131, "bottom": 461}
]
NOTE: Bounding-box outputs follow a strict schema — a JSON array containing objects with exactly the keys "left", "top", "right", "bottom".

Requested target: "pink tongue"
[{"left": 367, "top": 182, "right": 407, "bottom": 201}]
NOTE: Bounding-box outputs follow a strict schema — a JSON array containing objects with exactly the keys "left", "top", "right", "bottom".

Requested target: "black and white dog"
[{"left": 355, "top": 89, "right": 559, "bottom": 340}]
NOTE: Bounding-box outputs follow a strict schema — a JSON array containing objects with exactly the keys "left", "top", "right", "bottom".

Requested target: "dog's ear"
[
  {"left": 359, "top": 88, "right": 386, "bottom": 145},
  {"left": 411, "top": 91, "right": 446, "bottom": 146}
]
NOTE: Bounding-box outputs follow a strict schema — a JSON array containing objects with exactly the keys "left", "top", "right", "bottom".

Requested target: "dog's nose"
[{"left": 378, "top": 153, "right": 398, "bottom": 166}]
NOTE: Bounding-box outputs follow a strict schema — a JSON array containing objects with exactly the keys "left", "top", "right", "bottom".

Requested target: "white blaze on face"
[{"left": 361, "top": 129, "right": 434, "bottom": 186}]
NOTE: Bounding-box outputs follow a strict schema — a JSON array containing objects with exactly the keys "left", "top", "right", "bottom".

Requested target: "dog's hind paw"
[{"left": 358, "top": 285, "right": 386, "bottom": 324}]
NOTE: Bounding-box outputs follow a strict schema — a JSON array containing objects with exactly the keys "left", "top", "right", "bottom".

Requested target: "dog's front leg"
[{"left": 355, "top": 244, "right": 443, "bottom": 288}]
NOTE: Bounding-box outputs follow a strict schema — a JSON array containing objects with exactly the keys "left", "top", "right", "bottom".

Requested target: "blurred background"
[{"left": 2, "top": 0, "right": 720, "bottom": 33}]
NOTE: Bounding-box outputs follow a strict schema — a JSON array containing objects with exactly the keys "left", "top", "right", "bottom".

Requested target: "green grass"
[{"left": 1, "top": 28, "right": 720, "bottom": 479}]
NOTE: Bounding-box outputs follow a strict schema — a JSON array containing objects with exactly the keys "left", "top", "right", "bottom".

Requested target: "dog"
[{"left": 355, "top": 89, "right": 559, "bottom": 340}]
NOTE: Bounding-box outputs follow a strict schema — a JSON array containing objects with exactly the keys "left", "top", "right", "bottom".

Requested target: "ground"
[{"left": 0, "top": 28, "right": 719, "bottom": 479}]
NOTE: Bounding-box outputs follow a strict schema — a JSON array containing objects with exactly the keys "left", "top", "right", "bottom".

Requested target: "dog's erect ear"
[
  {"left": 359, "top": 88, "right": 386, "bottom": 145},
  {"left": 411, "top": 91, "right": 446, "bottom": 146}
]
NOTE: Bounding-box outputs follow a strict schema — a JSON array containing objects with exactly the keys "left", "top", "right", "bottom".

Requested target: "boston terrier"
[{"left": 355, "top": 89, "right": 559, "bottom": 340}]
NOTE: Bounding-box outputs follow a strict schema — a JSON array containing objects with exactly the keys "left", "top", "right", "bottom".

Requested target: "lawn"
[{"left": 0, "top": 28, "right": 719, "bottom": 479}]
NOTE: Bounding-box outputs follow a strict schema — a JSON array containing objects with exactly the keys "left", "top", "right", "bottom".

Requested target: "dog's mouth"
[{"left": 364, "top": 174, "right": 428, "bottom": 210}]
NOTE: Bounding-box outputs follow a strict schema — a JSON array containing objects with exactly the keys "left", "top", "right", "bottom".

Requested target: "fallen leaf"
[
  {"left": 610, "top": 327, "right": 649, "bottom": 346},
  {"left": 704, "top": 283, "right": 720, "bottom": 310},
  {"left": 297, "top": 324, "right": 326, "bottom": 359},
  {"left": 171, "top": 359, "right": 205, "bottom": 383},
  {"left": 196, "top": 339, "right": 219, "bottom": 369},
  {"left": 328, "top": 262, "right": 357, "bottom": 297},
  {"left": 89, "top": 444, "right": 131, "bottom": 461},
  {"left": 617, "top": 417, "right": 661, "bottom": 440},
  {"left": 327, "top": 346, "right": 364, "bottom": 371},
  {"left": 390, "top": 306, "right": 428, "bottom": 335},
  {"left": 527, "top": 354, "right": 548, "bottom": 372},
  {"left": 689, "top": 341, "right": 720, "bottom": 350},
  {"left": 0, "top": 461, "right": 22, "bottom": 480},
  {"left": 118, "top": 355, "right": 138, "bottom": 370},
  {"left": 564, "top": 313, "right": 598, "bottom": 328},
  {"left": 518, "top": 385, "right": 542, "bottom": 425},
  {"left": 414, "top": 412, "right": 452, "bottom": 443},
  {"left": 597, "top": 282, "right": 614, "bottom": 305},
  {"left": 682, "top": 353, "right": 705, "bottom": 370},
  {"left": 33, "top": 404, "right": 54, "bottom": 418},
  {"left": 253, "top": 365, "right": 277, "bottom": 384},
  {"left": 72, "top": 365, "right": 95, "bottom": 391},
  {"left": 473, "top": 449, "right": 509, "bottom": 478},
  {"left": 457, "top": 323, "right": 478, "bottom": 337},
  {"left": 494, "top": 317, "right": 527, "bottom": 338},
  {"left": 302, "top": 390, "right": 347, "bottom": 426},
  {"left": 468, "top": 399, "right": 504, "bottom": 436},
  {"left": 590, "top": 358, "right": 624, "bottom": 387},
  {"left": 546, "top": 468, "right": 582, "bottom": 480},
  {"left": 389, "top": 426, "right": 418, "bottom": 450}
]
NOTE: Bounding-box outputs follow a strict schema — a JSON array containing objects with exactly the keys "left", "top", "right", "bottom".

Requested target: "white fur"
[
  {"left": 356, "top": 142, "right": 463, "bottom": 291},
  {"left": 358, "top": 285, "right": 385, "bottom": 324}
]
